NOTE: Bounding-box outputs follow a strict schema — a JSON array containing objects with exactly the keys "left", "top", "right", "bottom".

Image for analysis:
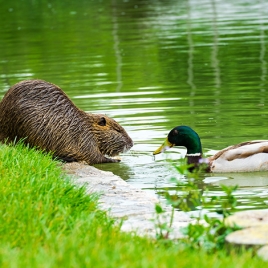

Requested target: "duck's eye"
[{"left": 173, "top": 129, "right": 178, "bottom": 135}]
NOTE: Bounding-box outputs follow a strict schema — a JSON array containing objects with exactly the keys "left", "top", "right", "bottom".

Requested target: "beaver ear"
[{"left": 98, "top": 117, "right": 106, "bottom": 126}]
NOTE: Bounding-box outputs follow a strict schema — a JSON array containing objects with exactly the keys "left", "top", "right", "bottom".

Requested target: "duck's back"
[{"left": 209, "top": 140, "right": 268, "bottom": 172}]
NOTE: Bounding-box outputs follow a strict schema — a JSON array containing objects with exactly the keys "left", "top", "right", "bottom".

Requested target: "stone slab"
[
  {"left": 225, "top": 225, "right": 268, "bottom": 246},
  {"left": 63, "top": 162, "right": 192, "bottom": 238},
  {"left": 225, "top": 209, "right": 268, "bottom": 228},
  {"left": 257, "top": 245, "right": 268, "bottom": 261}
]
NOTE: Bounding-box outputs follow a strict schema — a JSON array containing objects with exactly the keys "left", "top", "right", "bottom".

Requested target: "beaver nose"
[
  {"left": 131, "top": 139, "right": 134, "bottom": 147},
  {"left": 124, "top": 139, "right": 133, "bottom": 152},
  {"left": 129, "top": 138, "right": 134, "bottom": 148}
]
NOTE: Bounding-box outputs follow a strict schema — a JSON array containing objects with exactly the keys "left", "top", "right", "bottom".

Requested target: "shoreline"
[{"left": 63, "top": 162, "right": 192, "bottom": 238}]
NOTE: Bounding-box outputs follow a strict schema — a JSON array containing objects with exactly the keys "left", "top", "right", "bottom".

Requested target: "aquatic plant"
[{"left": 154, "top": 159, "right": 241, "bottom": 252}]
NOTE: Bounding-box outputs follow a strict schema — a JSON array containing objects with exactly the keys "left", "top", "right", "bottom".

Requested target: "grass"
[{"left": 0, "top": 142, "right": 265, "bottom": 267}]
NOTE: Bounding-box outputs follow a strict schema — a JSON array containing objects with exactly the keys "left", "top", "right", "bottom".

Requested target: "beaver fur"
[{"left": 0, "top": 79, "right": 133, "bottom": 164}]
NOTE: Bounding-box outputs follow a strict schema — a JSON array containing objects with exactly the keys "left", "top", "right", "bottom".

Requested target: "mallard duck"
[{"left": 153, "top": 125, "right": 268, "bottom": 172}]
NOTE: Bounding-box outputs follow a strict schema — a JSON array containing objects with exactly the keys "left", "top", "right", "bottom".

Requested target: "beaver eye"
[{"left": 98, "top": 117, "right": 106, "bottom": 126}]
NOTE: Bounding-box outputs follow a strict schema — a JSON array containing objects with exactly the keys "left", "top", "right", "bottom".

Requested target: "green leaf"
[{"left": 155, "top": 204, "right": 164, "bottom": 214}]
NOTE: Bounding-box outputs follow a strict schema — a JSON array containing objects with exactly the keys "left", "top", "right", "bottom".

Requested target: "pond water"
[{"left": 1, "top": 0, "right": 268, "bottom": 215}]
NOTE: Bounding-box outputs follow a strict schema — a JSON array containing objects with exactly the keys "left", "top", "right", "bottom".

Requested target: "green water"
[{"left": 1, "top": 0, "right": 268, "bottom": 213}]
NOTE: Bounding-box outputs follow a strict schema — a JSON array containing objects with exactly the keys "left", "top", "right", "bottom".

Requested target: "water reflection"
[
  {"left": 206, "top": 173, "right": 268, "bottom": 187},
  {"left": 186, "top": 0, "right": 196, "bottom": 91},
  {"left": 112, "top": 0, "right": 123, "bottom": 92},
  {"left": 259, "top": 0, "right": 267, "bottom": 98},
  {"left": 210, "top": 0, "right": 221, "bottom": 89}
]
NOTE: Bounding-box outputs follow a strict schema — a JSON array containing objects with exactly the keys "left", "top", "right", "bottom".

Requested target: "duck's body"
[
  {"left": 208, "top": 140, "right": 268, "bottom": 172},
  {"left": 153, "top": 126, "right": 268, "bottom": 173}
]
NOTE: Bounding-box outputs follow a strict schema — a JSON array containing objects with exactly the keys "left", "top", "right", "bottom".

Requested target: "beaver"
[{"left": 0, "top": 79, "right": 133, "bottom": 164}]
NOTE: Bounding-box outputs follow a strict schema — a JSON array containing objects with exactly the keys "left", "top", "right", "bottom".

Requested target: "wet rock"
[{"left": 63, "top": 162, "right": 192, "bottom": 238}]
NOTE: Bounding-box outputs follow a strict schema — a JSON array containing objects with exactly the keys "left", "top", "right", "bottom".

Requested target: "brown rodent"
[{"left": 0, "top": 79, "right": 133, "bottom": 164}]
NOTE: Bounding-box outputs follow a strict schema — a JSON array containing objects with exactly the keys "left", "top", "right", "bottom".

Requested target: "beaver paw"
[{"left": 109, "top": 158, "right": 121, "bottom": 163}]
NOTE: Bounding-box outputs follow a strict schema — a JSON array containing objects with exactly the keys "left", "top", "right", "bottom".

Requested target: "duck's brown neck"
[{"left": 186, "top": 153, "right": 202, "bottom": 165}]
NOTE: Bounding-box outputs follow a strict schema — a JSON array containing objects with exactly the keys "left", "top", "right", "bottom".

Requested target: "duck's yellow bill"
[{"left": 153, "top": 138, "right": 174, "bottom": 155}]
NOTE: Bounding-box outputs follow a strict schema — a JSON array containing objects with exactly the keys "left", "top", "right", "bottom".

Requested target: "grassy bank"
[{"left": 0, "top": 143, "right": 264, "bottom": 267}]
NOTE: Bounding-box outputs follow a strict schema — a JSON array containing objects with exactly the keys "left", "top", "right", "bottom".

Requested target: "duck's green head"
[{"left": 153, "top": 125, "right": 202, "bottom": 155}]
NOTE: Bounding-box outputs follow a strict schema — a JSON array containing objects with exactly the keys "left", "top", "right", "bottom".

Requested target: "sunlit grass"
[{"left": 0, "top": 143, "right": 265, "bottom": 267}]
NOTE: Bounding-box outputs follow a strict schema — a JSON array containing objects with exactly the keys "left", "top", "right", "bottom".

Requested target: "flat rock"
[
  {"left": 63, "top": 162, "right": 192, "bottom": 238},
  {"left": 257, "top": 245, "right": 268, "bottom": 261},
  {"left": 225, "top": 225, "right": 268, "bottom": 246},
  {"left": 225, "top": 209, "right": 268, "bottom": 228}
]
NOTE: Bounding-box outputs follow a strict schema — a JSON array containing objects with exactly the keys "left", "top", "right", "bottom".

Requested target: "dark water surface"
[{"left": 1, "top": 0, "right": 268, "bottom": 214}]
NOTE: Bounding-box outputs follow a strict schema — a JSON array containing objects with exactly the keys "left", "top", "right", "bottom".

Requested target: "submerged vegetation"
[{"left": 0, "top": 143, "right": 265, "bottom": 267}]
